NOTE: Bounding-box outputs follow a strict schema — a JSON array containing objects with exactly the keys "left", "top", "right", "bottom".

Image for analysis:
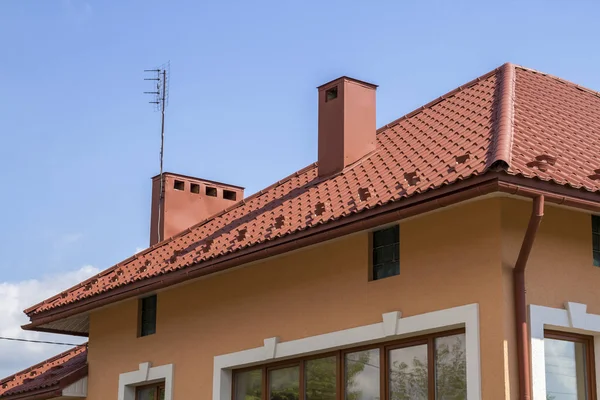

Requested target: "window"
[
  {"left": 593, "top": 216, "right": 600, "bottom": 267},
  {"left": 544, "top": 331, "right": 596, "bottom": 400},
  {"left": 136, "top": 383, "right": 165, "bottom": 400},
  {"left": 233, "top": 330, "right": 466, "bottom": 400},
  {"left": 190, "top": 183, "right": 200, "bottom": 194},
  {"left": 372, "top": 225, "right": 400, "bottom": 280},
  {"left": 139, "top": 295, "right": 157, "bottom": 337}
]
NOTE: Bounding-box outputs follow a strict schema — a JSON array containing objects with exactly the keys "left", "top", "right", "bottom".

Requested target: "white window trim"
[
  {"left": 118, "top": 362, "right": 174, "bottom": 400},
  {"left": 213, "top": 303, "right": 480, "bottom": 400},
  {"left": 529, "top": 302, "right": 600, "bottom": 400}
]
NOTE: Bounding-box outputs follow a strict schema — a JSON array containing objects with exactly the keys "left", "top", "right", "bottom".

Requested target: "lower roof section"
[{"left": 0, "top": 345, "right": 87, "bottom": 400}]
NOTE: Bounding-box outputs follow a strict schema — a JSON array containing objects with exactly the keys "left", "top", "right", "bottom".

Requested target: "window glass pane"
[
  {"left": 388, "top": 344, "right": 428, "bottom": 400},
  {"left": 140, "top": 295, "right": 157, "bottom": 336},
  {"left": 136, "top": 387, "right": 157, "bottom": 400},
  {"left": 235, "top": 369, "right": 262, "bottom": 400},
  {"left": 158, "top": 387, "right": 165, "bottom": 400},
  {"left": 345, "top": 349, "right": 380, "bottom": 400},
  {"left": 305, "top": 356, "right": 336, "bottom": 400},
  {"left": 372, "top": 226, "right": 399, "bottom": 280},
  {"left": 435, "top": 334, "right": 467, "bottom": 400},
  {"left": 592, "top": 215, "right": 599, "bottom": 233},
  {"left": 269, "top": 366, "right": 299, "bottom": 400},
  {"left": 374, "top": 262, "right": 400, "bottom": 280},
  {"left": 545, "top": 337, "right": 588, "bottom": 400}
]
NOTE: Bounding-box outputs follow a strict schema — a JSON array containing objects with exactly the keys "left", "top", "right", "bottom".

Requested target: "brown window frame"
[
  {"left": 544, "top": 329, "right": 597, "bottom": 400},
  {"left": 232, "top": 328, "right": 465, "bottom": 400},
  {"left": 135, "top": 382, "right": 165, "bottom": 400}
]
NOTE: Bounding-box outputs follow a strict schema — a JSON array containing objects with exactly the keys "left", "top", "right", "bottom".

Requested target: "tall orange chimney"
[
  {"left": 150, "top": 173, "right": 244, "bottom": 245},
  {"left": 317, "top": 76, "right": 377, "bottom": 177}
]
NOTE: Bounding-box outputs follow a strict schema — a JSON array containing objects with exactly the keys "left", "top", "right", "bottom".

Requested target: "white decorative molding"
[
  {"left": 382, "top": 311, "right": 401, "bottom": 337},
  {"left": 62, "top": 376, "right": 87, "bottom": 397},
  {"left": 263, "top": 337, "right": 279, "bottom": 359},
  {"left": 213, "top": 303, "right": 480, "bottom": 400},
  {"left": 529, "top": 302, "right": 600, "bottom": 400},
  {"left": 118, "top": 362, "right": 174, "bottom": 400}
]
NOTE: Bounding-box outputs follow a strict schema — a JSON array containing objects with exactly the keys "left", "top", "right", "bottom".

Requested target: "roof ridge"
[
  {"left": 490, "top": 62, "right": 516, "bottom": 168},
  {"left": 514, "top": 64, "right": 600, "bottom": 100},
  {"left": 0, "top": 344, "right": 86, "bottom": 385}
]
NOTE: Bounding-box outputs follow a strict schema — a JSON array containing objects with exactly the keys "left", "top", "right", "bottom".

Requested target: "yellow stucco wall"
[{"left": 85, "top": 197, "right": 599, "bottom": 400}]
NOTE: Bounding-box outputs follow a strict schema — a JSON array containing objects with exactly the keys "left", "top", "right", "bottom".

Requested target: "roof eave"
[{"left": 23, "top": 173, "right": 600, "bottom": 334}]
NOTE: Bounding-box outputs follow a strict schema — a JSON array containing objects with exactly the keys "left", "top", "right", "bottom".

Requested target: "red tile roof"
[
  {"left": 24, "top": 63, "right": 600, "bottom": 321},
  {"left": 0, "top": 345, "right": 87, "bottom": 399}
]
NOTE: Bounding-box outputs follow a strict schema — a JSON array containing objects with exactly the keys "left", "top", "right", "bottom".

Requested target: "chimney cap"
[
  {"left": 150, "top": 171, "right": 245, "bottom": 190},
  {"left": 317, "top": 76, "right": 378, "bottom": 90}
]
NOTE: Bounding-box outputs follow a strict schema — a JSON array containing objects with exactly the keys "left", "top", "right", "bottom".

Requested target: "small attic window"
[
  {"left": 325, "top": 86, "right": 338, "bottom": 102},
  {"left": 206, "top": 186, "right": 217, "bottom": 197},
  {"left": 190, "top": 183, "right": 200, "bottom": 194},
  {"left": 223, "top": 190, "right": 237, "bottom": 201},
  {"left": 173, "top": 180, "right": 185, "bottom": 191}
]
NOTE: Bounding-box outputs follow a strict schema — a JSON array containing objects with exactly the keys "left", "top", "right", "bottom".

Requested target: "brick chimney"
[
  {"left": 317, "top": 76, "right": 377, "bottom": 177},
  {"left": 150, "top": 173, "right": 244, "bottom": 245}
]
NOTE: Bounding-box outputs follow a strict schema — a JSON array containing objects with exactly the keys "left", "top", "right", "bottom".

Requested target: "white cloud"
[{"left": 0, "top": 266, "right": 98, "bottom": 379}]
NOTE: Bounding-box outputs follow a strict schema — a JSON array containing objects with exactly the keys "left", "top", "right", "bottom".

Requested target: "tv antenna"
[{"left": 144, "top": 61, "right": 170, "bottom": 243}]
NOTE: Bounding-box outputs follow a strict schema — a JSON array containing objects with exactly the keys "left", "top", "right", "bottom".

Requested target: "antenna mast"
[{"left": 144, "top": 62, "right": 170, "bottom": 243}]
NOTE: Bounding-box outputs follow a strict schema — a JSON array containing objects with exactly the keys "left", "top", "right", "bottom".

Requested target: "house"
[{"left": 2, "top": 62, "right": 600, "bottom": 400}]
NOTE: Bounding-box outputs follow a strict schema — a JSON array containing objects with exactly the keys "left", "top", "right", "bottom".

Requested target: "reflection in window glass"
[
  {"left": 388, "top": 344, "right": 428, "bottom": 400},
  {"left": 158, "top": 387, "right": 165, "bottom": 400},
  {"left": 345, "top": 349, "right": 380, "bottom": 400},
  {"left": 136, "top": 387, "right": 156, "bottom": 400},
  {"left": 435, "top": 334, "right": 467, "bottom": 400},
  {"left": 235, "top": 369, "right": 262, "bottom": 400},
  {"left": 305, "top": 356, "right": 336, "bottom": 400},
  {"left": 545, "top": 338, "right": 588, "bottom": 400},
  {"left": 269, "top": 366, "right": 299, "bottom": 400}
]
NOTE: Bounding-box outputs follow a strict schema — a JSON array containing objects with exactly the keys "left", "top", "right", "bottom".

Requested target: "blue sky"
[{"left": 1, "top": 0, "right": 600, "bottom": 375}]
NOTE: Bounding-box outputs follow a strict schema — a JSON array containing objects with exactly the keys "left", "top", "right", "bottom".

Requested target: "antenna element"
[{"left": 144, "top": 62, "right": 170, "bottom": 243}]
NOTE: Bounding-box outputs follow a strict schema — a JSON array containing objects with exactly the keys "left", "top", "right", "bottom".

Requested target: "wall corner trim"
[
  {"left": 118, "top": 361, "right": 174, "bottom": 400},
  {"left": 529, "top": 303, "right": 600, "bottom": 400},
  {"left": 213, "top": 303, "right": 480, "bottom": 400}
]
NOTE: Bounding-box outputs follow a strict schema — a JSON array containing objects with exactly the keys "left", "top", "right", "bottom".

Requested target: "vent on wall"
[
  {"left": 223, "top": 190, "right": 237, "bottom": 201},
  {"left": 206, "top": 187, "right": 217, "bottom": 197},
  {"left": 174, "top": 180, "right": 185, "bottom": 191}
]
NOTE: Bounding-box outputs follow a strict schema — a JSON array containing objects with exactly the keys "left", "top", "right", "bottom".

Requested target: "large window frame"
[
  {"left": 232, "top": 328, "right": 465, "bottom": 400},
  {"left": 544, "top": 330, "right": 597, "bottom": 400}
]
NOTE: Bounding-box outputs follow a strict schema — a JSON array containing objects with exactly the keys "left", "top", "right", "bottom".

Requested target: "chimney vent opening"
[
  {"left": 206, "top": 186, "right": 217, "bottom": 197},
  {"left": 325, "top": 86, "right": 338, "bottom": 102},
  {"left": 174, "top": 180, "right": 185, "bottom": 191},
  {"left": 223, "top": 190, "right": 237, "bottom": 201},
  {"left": 190, "top": 183, "right": 200, "bottom": 194}
]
